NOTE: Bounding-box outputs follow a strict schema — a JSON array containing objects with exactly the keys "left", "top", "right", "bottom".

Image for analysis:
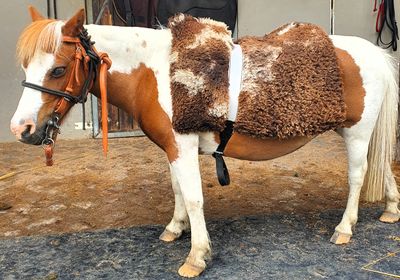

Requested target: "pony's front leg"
[
  {"left": 159, "top": 164, "right": 190, "bottom": 242},
  {"left": 330, "top": 138, "right": 369, "bottom": 244},
  {"left": 171, "top": 134, "right": 211, "bottom": 278},
  {"left": 379, "top": 165, "right": 400, "bottom": 223}
]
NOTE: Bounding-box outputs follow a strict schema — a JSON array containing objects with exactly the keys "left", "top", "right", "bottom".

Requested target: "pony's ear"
[
  {"left": 62, "top": 9, "right": 85, "bottom": 37},
  {"left": 28, "top": 5, "right": 45, "bottom": 21}
]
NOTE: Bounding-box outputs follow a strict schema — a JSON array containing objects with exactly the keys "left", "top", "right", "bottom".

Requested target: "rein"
[{"left": 21, "top": 28, "right": 112, "bottom": 165}]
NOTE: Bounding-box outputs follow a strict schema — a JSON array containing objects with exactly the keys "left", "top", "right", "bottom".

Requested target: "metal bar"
[
  {"left": 47, "top": 0, "right": 51, "bottom": 18},
  {"left": 91, "top": 95, "right": 144, "bottom": 138},
  {"left": 95, "top": 0, "right": 111, "bottom": 24},
  {"left": 95, "top": 130, "right": 145, "bottom": 139},
  {"left": 53, "top": 0, "right": 58, "bottom": 19},
  {"left": 84, "top": 0, "right": 89, "bottom": 24},
  {"left": 330, "top": 0, "right": 335, "bottom": 35},
  {"left": 91, "top": 95, "right": 100, "bottom": 137}
]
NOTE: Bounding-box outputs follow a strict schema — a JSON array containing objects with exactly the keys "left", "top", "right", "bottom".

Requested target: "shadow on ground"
[{"left": 0, "top": 208, "right": 398, "bottom": 280}]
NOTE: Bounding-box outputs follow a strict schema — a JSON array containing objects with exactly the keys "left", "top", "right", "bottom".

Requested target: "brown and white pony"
[{"left": 10, "top": 7, "right": 400, "bottom": 278}]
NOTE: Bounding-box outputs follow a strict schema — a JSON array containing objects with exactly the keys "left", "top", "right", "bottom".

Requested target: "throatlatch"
[{"left": 212, "top": 121, "right": 234, "bottom": 186}]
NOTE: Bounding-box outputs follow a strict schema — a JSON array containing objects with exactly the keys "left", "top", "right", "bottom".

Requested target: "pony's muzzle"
[{"left": 10, "top": 119, "right": 39, "bottom": 144}]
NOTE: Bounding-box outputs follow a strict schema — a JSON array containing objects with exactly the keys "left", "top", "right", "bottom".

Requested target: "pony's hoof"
[
  {"left": 379, "top": 211, "right": 400, "bottom": 223},
  {"left": 159, "top": 229, "right": 181, "bottom": 242},
  {"left": 330, "top": 231, "right": 352, "bottom": 245},
  {"left": 178, "top": 262, "right": 205, "bottom": 278}
]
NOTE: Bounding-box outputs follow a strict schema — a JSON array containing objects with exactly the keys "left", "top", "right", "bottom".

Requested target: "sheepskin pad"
[
  {"left": 169, "top": 18, "right": 346, "bottom": 138},
  {"left": 235, "top": 22, "right": 346, "bottom": 138},
  {"left": 169, "top": 14, "right": 233, "bottom": 133}
]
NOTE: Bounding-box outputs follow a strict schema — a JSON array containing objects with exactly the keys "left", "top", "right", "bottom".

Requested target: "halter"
[{"left": 21, "top": 28, "right": 112, "bottom": 166}]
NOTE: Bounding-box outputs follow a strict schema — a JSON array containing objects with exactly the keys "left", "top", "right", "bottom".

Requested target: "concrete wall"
[
  {"left": 0, "top": 0, "right": 91, "bottom": 143},
  {"left": 237, "top": 0, "right": 399, "bottom": 60},
  {"left": 0, "top": 1, "right": 43, "bottom": 143},
  {"left": 334, "top": 0, "right": 399, "bottom": 60},
  {"left": 238, "top": 0, "right": 331, "bottom": 35}
]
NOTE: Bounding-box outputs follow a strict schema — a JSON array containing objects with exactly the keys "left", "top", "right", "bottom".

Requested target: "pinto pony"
[{"left": 10, "top": 7, "right": 400, "bottom": 278}]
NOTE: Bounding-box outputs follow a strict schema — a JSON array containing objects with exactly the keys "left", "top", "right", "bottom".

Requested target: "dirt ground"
[{"left": 0, "top": 131, "right": 394, "bottom": 237}]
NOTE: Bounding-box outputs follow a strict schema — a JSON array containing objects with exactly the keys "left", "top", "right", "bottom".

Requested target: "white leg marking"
[
  {"left": 383, "top": 165, "right": 400, "bottom": 218},
  {"left": 171, "top": 133, "right": 211, "bottom": 269},
  {"left": 334, "top": 136, "right": 370, "bottom": 237},
  {"left": 164, "top": 164, "right": 189, "bottom": 236}
]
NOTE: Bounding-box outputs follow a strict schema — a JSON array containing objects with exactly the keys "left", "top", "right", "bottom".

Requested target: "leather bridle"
[{"left": 21, "top": 28, "right": 112, "bottom": 165}]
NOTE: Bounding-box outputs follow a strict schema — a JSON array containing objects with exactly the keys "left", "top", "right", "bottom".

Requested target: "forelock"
[{"left": 16, "top": 19, "right": 64, "bottom": 67}]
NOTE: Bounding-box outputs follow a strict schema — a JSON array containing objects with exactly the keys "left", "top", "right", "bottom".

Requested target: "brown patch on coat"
[
  {"left": 235, "top": 23, "right": 346, "bottom": 139},
  {"left": 91, "top": 64, "right": 178, "bottom": 162},
  {"left": 168, "top": 14, "right": 232, "bottom": 133},
  {"left": 224, "top": 133, "right": 312, "bottom": 161},
  {"left": 141, "top": 40, "right": 147, "bottom": 48},
  {"left": 335, "top": 48, "right": 365, "bottom": 127}
]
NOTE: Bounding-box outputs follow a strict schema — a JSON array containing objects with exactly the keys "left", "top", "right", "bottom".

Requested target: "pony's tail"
[{"left": 364, "top": 51, "right": 399, "bottom": 202}]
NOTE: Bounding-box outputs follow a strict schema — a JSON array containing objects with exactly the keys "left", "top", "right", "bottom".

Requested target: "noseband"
[{"left": 21, "top": 28, "right": 112, "bottom": 165}]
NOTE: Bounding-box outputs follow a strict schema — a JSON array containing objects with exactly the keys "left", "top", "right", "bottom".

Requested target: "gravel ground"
[
  {"left": 0, "top": 132, "right": 399, "bottom": 279},
  {"left": 0, "top": 208, "right": 398, "bottom": 279}
]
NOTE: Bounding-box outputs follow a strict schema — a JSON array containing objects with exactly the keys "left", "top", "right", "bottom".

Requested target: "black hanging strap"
[
  {"left": 212, "top": 121, "right": 234, "bottom": 186},
  {"left": 376, "top": 0, "right": 399, "bottom": 51},
  {"left": 124, "top": 0, "right": 135, "bottom": 26}
]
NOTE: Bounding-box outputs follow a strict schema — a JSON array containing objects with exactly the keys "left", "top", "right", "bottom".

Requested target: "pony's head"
[{"left": 10, "top": 6, "right": 90, "bottom": 145}]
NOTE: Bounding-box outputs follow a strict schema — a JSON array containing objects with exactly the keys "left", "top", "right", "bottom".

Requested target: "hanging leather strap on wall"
[{"left": 375, "top": 0, "right": 399, "bottom": 51}]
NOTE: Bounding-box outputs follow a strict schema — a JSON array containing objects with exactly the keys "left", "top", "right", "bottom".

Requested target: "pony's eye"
[{"left": 51, "top": 67, "right": 66, "bottom": 78}]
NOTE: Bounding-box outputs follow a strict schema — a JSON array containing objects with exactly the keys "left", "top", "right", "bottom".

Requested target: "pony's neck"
[
  {"left": 85, "top": 24, "right": 171, "bottom": 74},
  {"left": 85, "top": 24, "right": 173, "bottom": 120}
]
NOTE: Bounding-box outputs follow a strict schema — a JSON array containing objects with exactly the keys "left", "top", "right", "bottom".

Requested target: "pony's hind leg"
[
  {"left": 159, "top": 164, "right": 190, "bottom": 242},
  {"left": 328, "top": 35, "right": 399, "bottom": 244},
  {"left": 331, "top": 133, "right": 370, "bottom": 244},
  {"left": 379, "top": 164, "right": 400, "bottom": 223}
]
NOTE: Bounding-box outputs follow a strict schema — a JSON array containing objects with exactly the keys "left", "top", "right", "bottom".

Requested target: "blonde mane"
[{"left": 16, "top": 19, "right": 63, "bottom": 67}]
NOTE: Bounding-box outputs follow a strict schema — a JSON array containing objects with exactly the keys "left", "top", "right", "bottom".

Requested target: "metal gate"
[{"left": 91, "top": 0, "right": 143, "bottom": 138}]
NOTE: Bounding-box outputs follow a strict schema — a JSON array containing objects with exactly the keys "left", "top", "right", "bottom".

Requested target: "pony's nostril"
[{"left": 21, "top": 125, "right": 32, "bottom": 138}]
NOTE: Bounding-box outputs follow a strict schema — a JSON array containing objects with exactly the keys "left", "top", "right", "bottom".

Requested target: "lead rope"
[{"left": 98, "top": 53, "right": 112, "bottom": 156}]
